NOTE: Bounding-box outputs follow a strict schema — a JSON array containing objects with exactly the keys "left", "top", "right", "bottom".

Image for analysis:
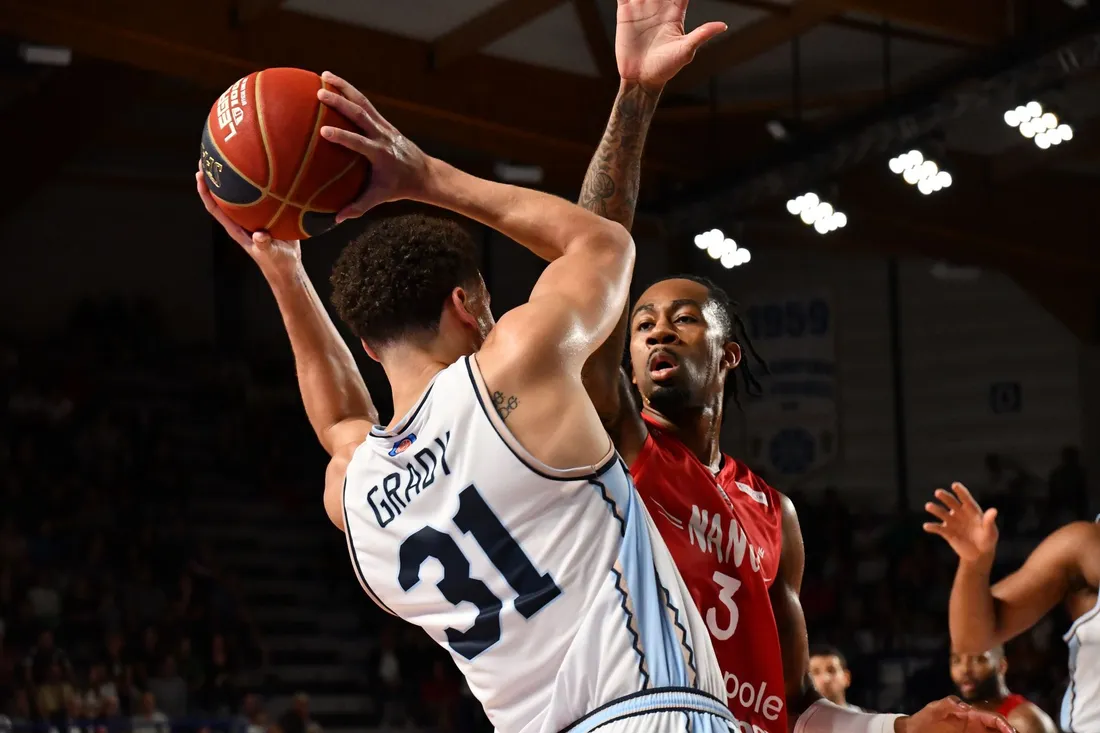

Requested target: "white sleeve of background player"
[{"left": 794, "top": 699, "right": 903, "bottom": 733}]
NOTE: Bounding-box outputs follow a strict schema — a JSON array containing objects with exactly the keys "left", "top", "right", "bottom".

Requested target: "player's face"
[
  {"left": 629, "top": 279, "right": 739, "bottom": 416},
  {"left": 950, "top": 652, "right": 1003, "bottom": 701},
  {"left": 808, "top": 655, "right": 850, "bottom": 704}
]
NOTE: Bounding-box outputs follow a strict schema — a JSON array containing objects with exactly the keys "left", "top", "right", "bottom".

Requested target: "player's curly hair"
[
  {"left": 330, "top": 214, "right": 482, "bottom": 347},
  {"left": 645, "top": 274, "right": 767, "bottom": 409}
]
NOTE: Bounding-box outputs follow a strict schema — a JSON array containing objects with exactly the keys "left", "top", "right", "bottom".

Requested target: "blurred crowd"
[
  {"left": 0, "top": 300, "right": 266, "bottom": 733},
  {"left": 1, "top": 297, "right": 1089, "bottom": 732}
]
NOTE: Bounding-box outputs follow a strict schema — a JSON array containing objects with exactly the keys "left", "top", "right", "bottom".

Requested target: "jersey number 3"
[{"left": 398, "top": 485, "right": 562, "bottom": 660}]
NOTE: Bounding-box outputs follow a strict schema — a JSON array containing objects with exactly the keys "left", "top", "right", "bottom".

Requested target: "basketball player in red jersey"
[
  {"left": 949, "top": 646, "right": 1056, "bottom": 733},
  {"left": 570, "top": 5, "right": 1014, "bottom": 733}
]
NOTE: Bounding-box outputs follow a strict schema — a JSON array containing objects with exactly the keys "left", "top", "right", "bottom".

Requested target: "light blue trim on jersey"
[
  {"left": 606, "top": 465, "right": 693, "bottom": 690},
  {"left": 1062, "top": 631, "right": 1080, "bottom": 732},
  {"left": 564, "top": 689, "right": 735, "bottom": 733}
]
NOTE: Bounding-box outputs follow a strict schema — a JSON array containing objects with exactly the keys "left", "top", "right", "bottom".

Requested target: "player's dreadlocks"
[{"left": 646, "top": 274, "right": 768, "bottom": 410}]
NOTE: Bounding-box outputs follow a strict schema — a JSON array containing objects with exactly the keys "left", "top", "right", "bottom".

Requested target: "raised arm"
[
  {"left": 196, "top": 170, "right": 377, "bottom": 458},
  {"left": 578, "top": 0, "right": 725, "bottom": 448},
  {"left": 926, "top": 482, "right": 1090, "bottom": 650},
  {"left": 318, "top": 73, "right": 634, "bottom": 373}
]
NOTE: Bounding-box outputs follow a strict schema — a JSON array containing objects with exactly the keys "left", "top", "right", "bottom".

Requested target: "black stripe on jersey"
[
  {"left": 588, "top": 477, "right": 626, "bottom": 537},
  {"left": 464, "top": 356, "right": 619, "bottom": 482},
  {"left": 659, "top": 579, "right": 697, "bottom": 682},
  {"left": 342, "top": 477, "right": 398, "bottom": 617},
  {"left": 611, "top": 564, "right": 650, "bottom": 691},
  {"left": 370, "top": 384, "right": 436, "bottom": 438}
]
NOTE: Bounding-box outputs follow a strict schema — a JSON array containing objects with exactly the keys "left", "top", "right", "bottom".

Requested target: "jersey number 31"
[{"left": 399, "top": 485, "right": 562, "bottom": 660}]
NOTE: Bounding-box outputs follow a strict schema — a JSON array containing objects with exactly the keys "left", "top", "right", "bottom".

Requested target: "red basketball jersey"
[
  {"left": 997, "top": 694, "right": 1028, "bottom": 719},
  {"left": 631, "top": 414, "right": 788, "bottom": 733}
]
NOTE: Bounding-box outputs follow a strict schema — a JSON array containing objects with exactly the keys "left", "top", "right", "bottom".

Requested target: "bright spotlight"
[
  {"left": 1004, "top": 109, "right": 1020, "bottom": 127},
  {"left": 707, "top": 240, "right": 723, "bottom": 259},
  {"left": 937, "top": 171, "right": 952, "bottom": 188},
  {"left": 1035, "top": 133, "right": 1052, "bottom": 150},
  {"left": 786, "top": 198, "right": 801, "bottom": 215},
  {"left": 1041, "top": 112, "right": 1058, "bottom": 130},
  {"left": 1020, "top": 121, "right": 1037, "bottom": 139},
  {"left": 833, "top": 212, "right": 847, "bottom": 229},
  {"left": 1007, "top": 101, "right": 1072, "bottom": 149},
  {"left": 1059, "top": 124, "right": 1074, "bottom": 142},
  {"left": 787, "top": 193, "right": 846, "bottom": 235},
  {"left": 889, "top": 147, "right": 952, "bottom": 195},
  {"left": 1026, "top": 101, "right": 1042, "bottom": 119}
]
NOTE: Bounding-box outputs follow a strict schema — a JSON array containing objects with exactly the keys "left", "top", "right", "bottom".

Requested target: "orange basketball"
[{"left": 200, "top": 68, "right": 370, "bottom": 241}]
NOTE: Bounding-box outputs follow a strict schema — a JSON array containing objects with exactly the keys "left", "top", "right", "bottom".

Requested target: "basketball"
[{"left": 199, "top": 68, "right": 370, "bottom": 241}]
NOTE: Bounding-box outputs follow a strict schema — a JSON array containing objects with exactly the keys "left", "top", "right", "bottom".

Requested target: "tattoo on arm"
[
  {"left": 492, "top": 391, "right": 519, "bottom": 421},
  {"left": 577, "top": 82, "right": 660, "bottom": 230}
]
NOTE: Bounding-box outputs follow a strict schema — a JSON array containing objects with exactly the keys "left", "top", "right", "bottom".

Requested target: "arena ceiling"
[{"left": 0, "top": 0, "right": 1098, "bottom": 339}]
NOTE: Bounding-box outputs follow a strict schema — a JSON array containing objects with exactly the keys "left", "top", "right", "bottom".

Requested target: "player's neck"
[
  {"left": 379, "top": 345, "right": 456, "bottom": 430},
  {"left": 644, "top": 396, "right": 724, "bottom": 473}
]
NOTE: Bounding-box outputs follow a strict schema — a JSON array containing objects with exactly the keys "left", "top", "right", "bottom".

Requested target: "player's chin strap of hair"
[{"left": 794, "top": 699, "right": 903, "bottom": 733}]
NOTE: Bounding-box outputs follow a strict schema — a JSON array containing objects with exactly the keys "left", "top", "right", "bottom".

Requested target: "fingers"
[
  {"left": 953, "top": 482, "right": 982, "bottom": 511},
  {"left": 318, "top": 88, "right": 376, "bottom": 134},
  {"left": 934, "top": 488, "right": 962, "bottom": 512},
  {"left": 683, "top": 21, "right": 727, "bottom": 52},
  {"left": 983, "top": 507, "right": 999, "bottom": 528},
  {"left": 924, "top": 502, "right": 951, "bottom": 523},
  {"left": 320, "top": 125, "right": 384, "bottom": 158},
  {"left": 319, "top": 71, "right": 384, "bottom": 125},
  {"left": 922, "top": 522, "right": 947, "bottom": 537},
  {"left": 195, "top": 170, "right": 253, "bottom": 249}
]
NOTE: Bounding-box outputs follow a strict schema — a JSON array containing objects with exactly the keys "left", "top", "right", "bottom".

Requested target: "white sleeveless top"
[
  {"left": 1061, "top": 515, "right": 1100, "bottom": 733},
  {"left": 341, "top": 356, "right": 724, "bottom": 733}
]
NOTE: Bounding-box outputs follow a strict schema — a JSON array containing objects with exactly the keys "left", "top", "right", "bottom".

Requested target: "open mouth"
[{"left": 648, "top": 351, "right": 680, "bottom": 381}]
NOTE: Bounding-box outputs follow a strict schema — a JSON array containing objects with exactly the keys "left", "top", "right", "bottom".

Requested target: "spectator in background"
[
  {"left": 1048, "top": 446, "right": 1087, "bottom": 519},
  {"left": 131, "top": 691, "right": 169, "bottom": 733},
  {"left": 276, "top": 693, "right": 319, "bottom": 733},
  {"left": 147, "top": 657, "right": 186, "bottom": 720},
  {"left": 36, "top": 662, "right": 76, "bottom": 721},
  {"left": 808, "top": 645, "right": 863, "bottom": 712},
  {"left": 25, "top": 632, "right": 69, "bottom": 686}
]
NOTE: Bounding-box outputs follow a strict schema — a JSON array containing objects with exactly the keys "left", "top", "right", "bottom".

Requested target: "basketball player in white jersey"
[
  {"left": 197, "top": 73, "right": 732, "bottom": 733},
  {"left": 925, "top": 482, "right": 1100, "bottom": 733}
]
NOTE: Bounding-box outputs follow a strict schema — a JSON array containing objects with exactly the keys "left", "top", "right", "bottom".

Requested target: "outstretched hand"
[
  {"left": 615, "top": 0, "right": 727, "bottom": 92},
  {"left": 900, "top": 697, "right": 1015, "bottom": 733},
  {"left": 923, "top": 482, "right": 1000, "bottom": 564},
  {"left": 195, "top": 167, "right": 302, "bottom": 275}
]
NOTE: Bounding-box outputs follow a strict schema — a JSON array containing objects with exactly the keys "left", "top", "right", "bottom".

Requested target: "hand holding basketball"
[
  {"left": 316, "top": 72, "right": 431, "bottom": 222},
  {"left": 196, "top": 166, "right": 302, "bottom": 275},
  {"left": 923, "top": 482, "right": 1000, "bottom": 563}
]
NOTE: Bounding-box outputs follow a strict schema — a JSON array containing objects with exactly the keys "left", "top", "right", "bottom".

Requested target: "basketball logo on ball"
[{"left": 200, "top": 68, "right": 371, "bottom": 241}]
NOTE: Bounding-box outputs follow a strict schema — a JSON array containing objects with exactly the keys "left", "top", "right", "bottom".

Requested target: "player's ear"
[
  {"left": 998, "top": 657, "right": 1008, "bottom": 676},
  {"left": 362, "top": 340, "right": 381, "bottom": 363},
  {"left": 449, "top": 287, "right": 479, "bottom": 331},
  {"left": 843, "top": 669, "right": 851, "bottom": 688},
  {"left": 721, "top": 340, "right": 742, "bottom": 371}
]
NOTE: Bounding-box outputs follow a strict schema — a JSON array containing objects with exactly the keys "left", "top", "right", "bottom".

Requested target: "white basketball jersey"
[
  {"left": 342, "top": 356, "right": 725, "bottom": 733},
  {"left": 1061, "top": 515, "right": 1100, "bottom": 733}
]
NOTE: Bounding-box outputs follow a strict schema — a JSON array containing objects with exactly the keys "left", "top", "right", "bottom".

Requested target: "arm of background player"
[
  {"left": 197, "top": 173, "right": 378, "bottom": 456},
  {"left": 576, "top": 82, "right": 657, "bottom": 454},
  {"left": 769, "top": 493, "right": 823, "bottom": 729},
  {"left": 949, "top": 521, "right": 1092, "bottom": 651},
  {"left": 1008, "top": 702, "right": 1059, "bottom": 733}
]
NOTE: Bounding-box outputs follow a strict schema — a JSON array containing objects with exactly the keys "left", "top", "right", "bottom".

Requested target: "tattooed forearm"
[{"left": 577, "top": 81, "right": 660, "bottom": 230}]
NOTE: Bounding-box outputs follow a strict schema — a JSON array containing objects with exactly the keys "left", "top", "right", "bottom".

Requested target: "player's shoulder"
[{"left": 719, "top": 456, "right": 785, "bottom": 515}]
